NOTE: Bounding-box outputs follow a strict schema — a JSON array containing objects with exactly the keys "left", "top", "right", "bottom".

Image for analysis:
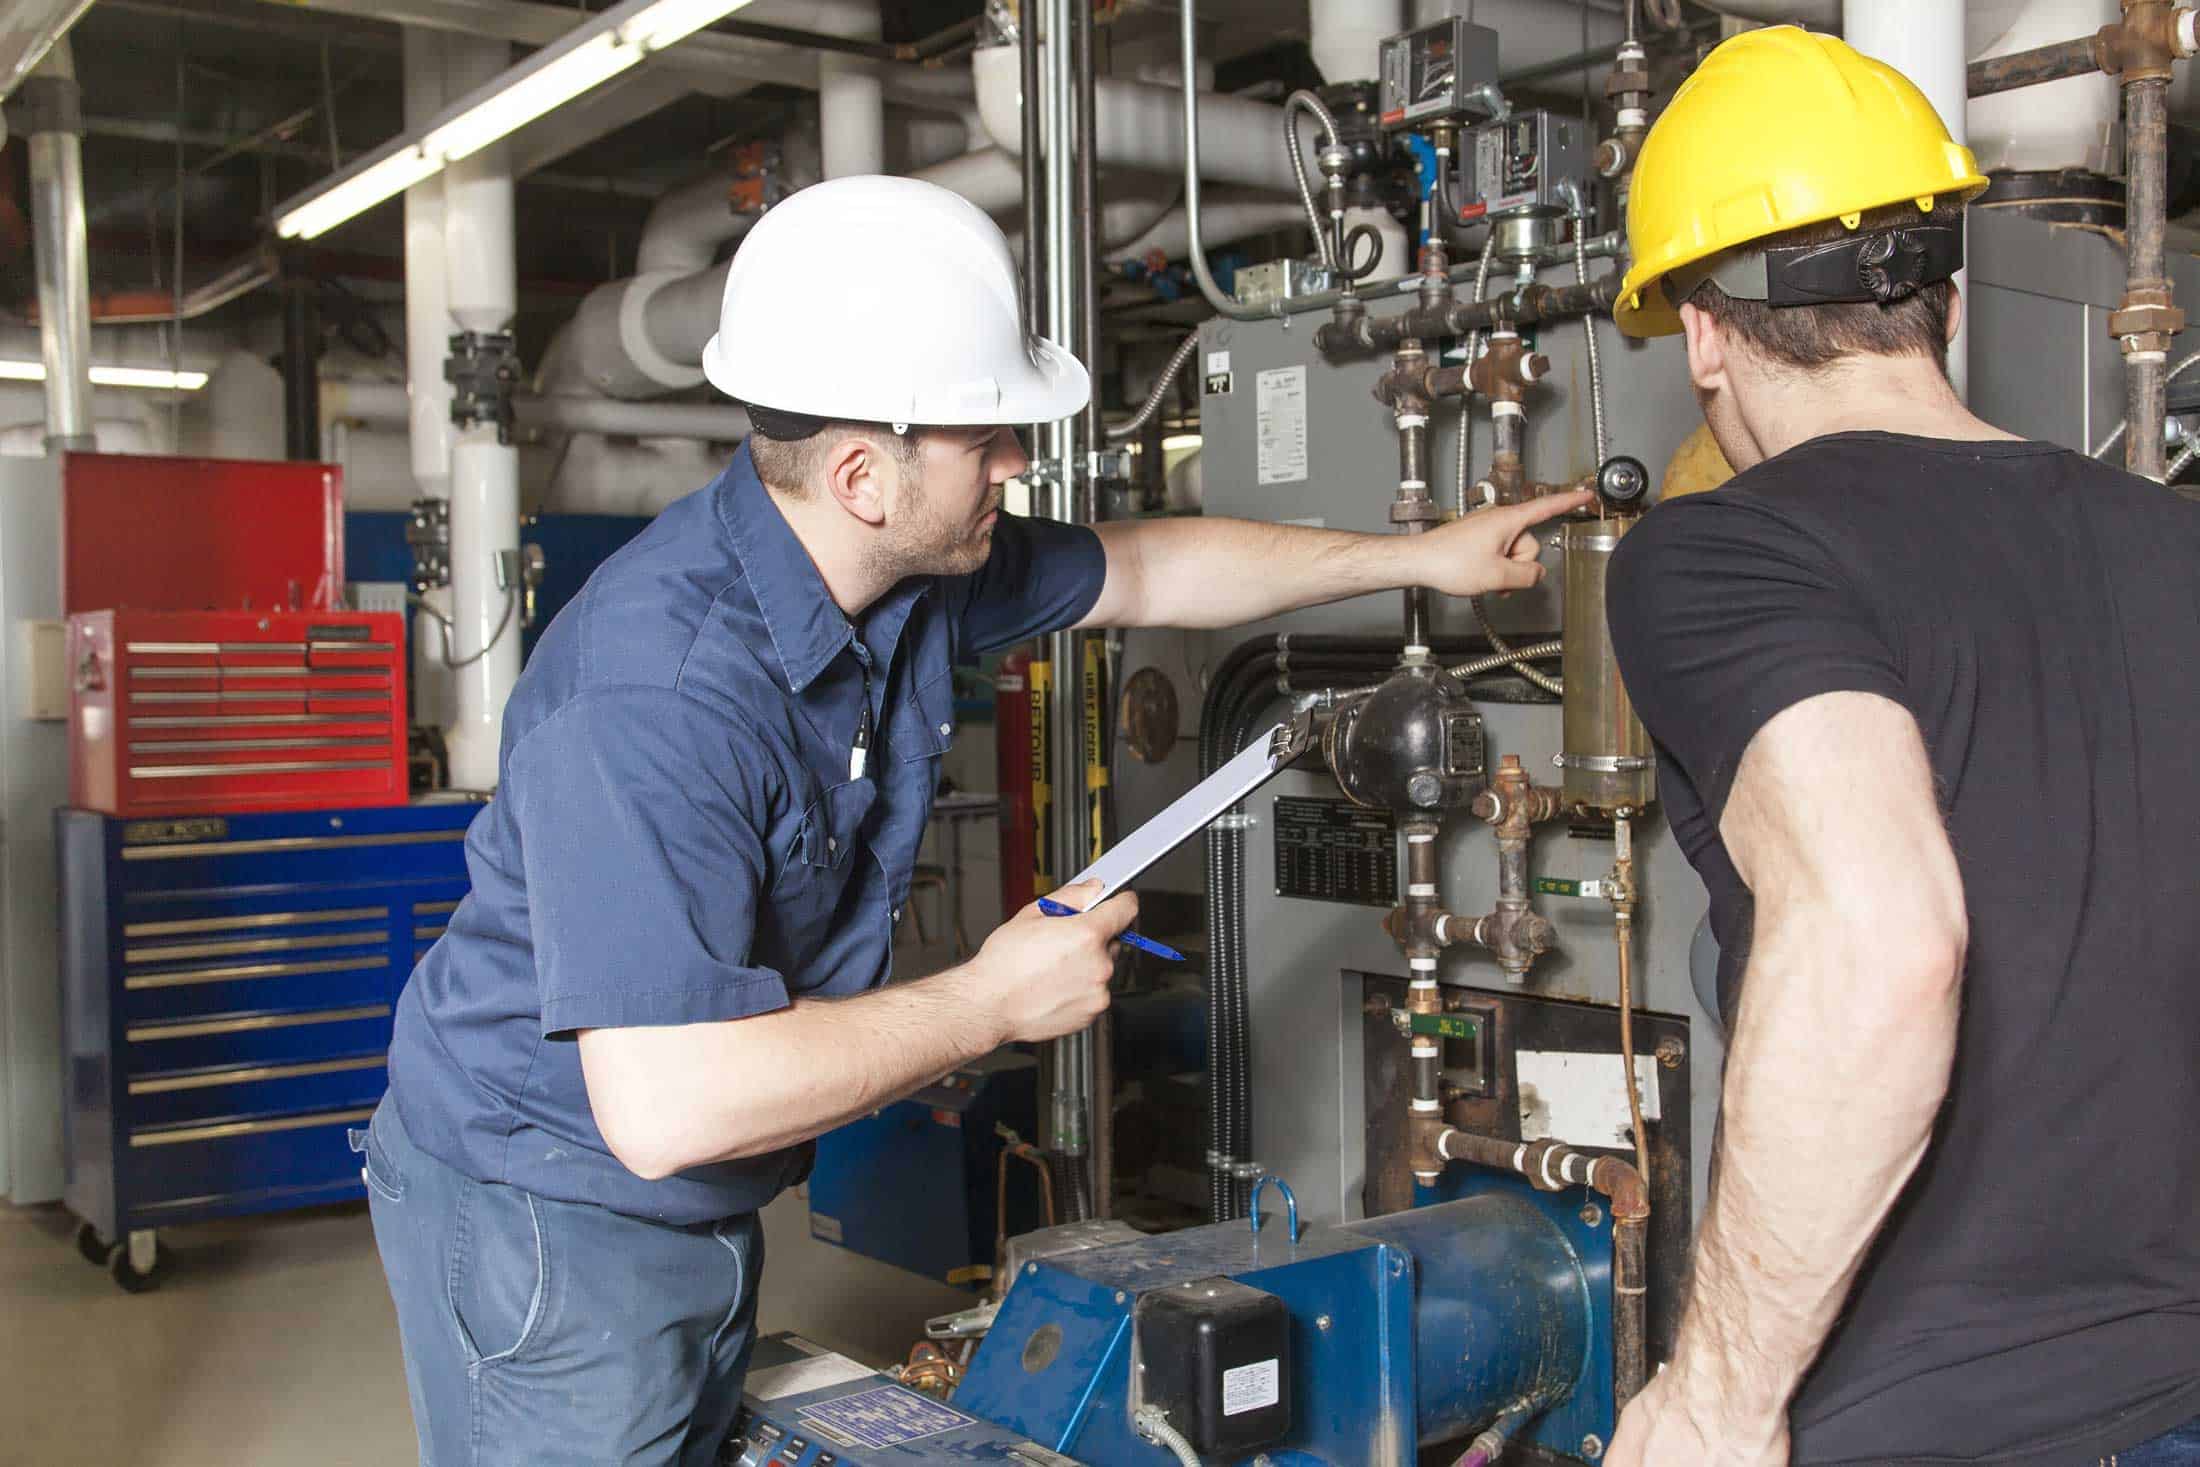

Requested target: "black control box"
[{"left": 1133, "top": 1277, "right": 1293, "bottom": 1454}]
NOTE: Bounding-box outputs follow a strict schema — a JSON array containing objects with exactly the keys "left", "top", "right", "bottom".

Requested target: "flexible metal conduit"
[
  {"left": 1107, "top": 332, "right": 1198, "bottom": 444},
  {"left": 1283, "top": 88, "right": 1342, "bottom": 273}
]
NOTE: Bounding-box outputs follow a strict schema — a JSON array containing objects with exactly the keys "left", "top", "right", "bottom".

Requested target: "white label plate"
[
  {"left": 747, "top": 1352, "right": 877, "bottom": 1401},
  {"left": 1222, "top": 1358, "right": 1281, "bottom": 1416},
  {"left": 1517, "top": 1051, "right": 1664, "bottom": 1150},
  {"left": 1256, "top": 365, "right": 1309, "bottom": 485}
]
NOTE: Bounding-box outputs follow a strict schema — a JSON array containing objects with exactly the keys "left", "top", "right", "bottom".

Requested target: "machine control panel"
[
  {"left": 1454, "top": 110, "right": 1593, "bottom": 220},
  {"left": 1377, "top": 18, "right": 1501, "bottom": 130}
]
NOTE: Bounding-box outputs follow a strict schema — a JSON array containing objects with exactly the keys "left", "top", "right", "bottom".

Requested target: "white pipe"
[
  {"left": 973, "top": 43, "right": 1313, "bottom": 195},
  {"left": 819, "top": 2, "right": 886, "bottom": 177},
  {"left": 324, "top": 377, "right": 750, "bottom": 439},
  {"left": 403, "top": 28, "right": 451, "bottom": 501},
  {"left": 442, "top": 36, "right": 521, "bottom": 793},
  {"left": 1848, "top": 0, "right": 1970, "bottom": 398},
  {"left": 1688, "top": 0, "right": 1840, "bottom": 23},
  {"left": 636, "top": 172, "right": 756, "bottom": 276},
  {"left": 912, "top": 145, "right": 1026, "bottom": 212},
  {"left": 1102, "top": 196, "right": 1313, "bottom": 265},
  {"left": 1311, "top": 0, "right": 1403, "bottom": 84}
]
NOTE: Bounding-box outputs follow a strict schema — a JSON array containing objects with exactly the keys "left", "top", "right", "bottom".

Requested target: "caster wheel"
[
  {"left": 74, "top": 1222, "right": 112, "bottom": 1267},
  {"left": 109, "top": 1244, "right": 164, "bottom": 1294}
]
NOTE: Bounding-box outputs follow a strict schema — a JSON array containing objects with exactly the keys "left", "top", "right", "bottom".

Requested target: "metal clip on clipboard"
[{"left": 1063, "top": 710, "right": 1319, "bottom": 902}]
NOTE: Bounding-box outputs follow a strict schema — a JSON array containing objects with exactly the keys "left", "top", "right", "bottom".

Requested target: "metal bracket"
[
  {"left": 1247, "top": 1174, "right": 1301, "bottom": 1242},
  {"left": 404, "top": 498, "right": 450, "bottom": 594},
  {"left": 445, "top": 331, "right": 519, "bottom": 445}
]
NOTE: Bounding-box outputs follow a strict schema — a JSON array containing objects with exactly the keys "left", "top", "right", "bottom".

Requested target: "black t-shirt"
[{"left": 1608, "top": 432, "right": 2200, "bottom": 1466}]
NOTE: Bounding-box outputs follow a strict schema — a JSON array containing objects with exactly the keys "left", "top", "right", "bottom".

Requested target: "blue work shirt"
[{"left": 386, "top": 443, "right": 1106, "bottom": 1225}]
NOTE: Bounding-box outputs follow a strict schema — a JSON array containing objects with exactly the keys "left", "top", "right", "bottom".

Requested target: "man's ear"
[
  {"left": 1942, "top": 282, "right": 1964, "bottom": 347},
  {"left": 1679, "top": 301, "right": 1730, "bottom": 397},
  {"left": 821, "top": 433, "right": 888, "bottom": 528}
]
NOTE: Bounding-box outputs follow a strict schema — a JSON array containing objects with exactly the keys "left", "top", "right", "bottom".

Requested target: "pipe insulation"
[
  {"left": 819, "top": 1, "right": 885, "bottom": 177},
  {"left": 24, "top": 38, "right": 91, "bottom": 450},
  {"left": 1312, "top": 0, "right": 1404, "bottom": 84},
  {"left": 1847, "top": 0, "right": 1970, "bottom": 397},
  {"left": 972, "top": 43, "right": 1317, "bottom": 196},
  {"left": 322, "top": 378, "right": 751, "bottom": 440},
  {"left": 1968, "top": 0, "right": 2120, "bottom": 173},
  {"left": 441, "top": 35, "right": 521, "bottom": 793}
]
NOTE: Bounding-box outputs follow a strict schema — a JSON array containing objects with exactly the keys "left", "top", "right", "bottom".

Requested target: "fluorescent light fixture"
[
  {"left": 1162, "top": 434, "right": 1204, "bottom": 452},
  {"left": 0, "top": 360, "right": 209, "bottom": 390},
  {"left": 274, "top": 0, "right": 759, "bottom": 240}
]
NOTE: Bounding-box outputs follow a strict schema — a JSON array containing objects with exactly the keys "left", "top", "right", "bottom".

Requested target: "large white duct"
[
  {"left": 324, "top": 378, "right": 750, "bottom": 442},
  {"left": 1103, "top": 196, "right": 1316, "bottom": 266},
  {"left": 972, "top": 43, "right": 1314, "bottom": 196}
]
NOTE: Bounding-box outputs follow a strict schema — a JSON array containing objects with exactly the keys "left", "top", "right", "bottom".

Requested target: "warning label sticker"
[
  {"left": 800, "top": 1386, "right": 973, "bottom": 1449},
  {"left": 1256, "top": 365, "right": 1308, "bottom": 485},
  {"left": 1222, "top": 1358, "right": 1281, "bottom": 1415}
]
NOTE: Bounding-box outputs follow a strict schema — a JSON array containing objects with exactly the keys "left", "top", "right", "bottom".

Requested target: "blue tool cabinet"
[{"left": 56, "top": 800, "right": 481, "bottom": 1288}]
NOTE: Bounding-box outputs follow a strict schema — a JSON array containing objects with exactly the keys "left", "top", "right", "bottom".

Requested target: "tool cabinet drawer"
[
  {"left": 124, "top": 1107, "right": 376, "bottom": 1211},
  {"left": 123, "top": 959, "right": 397, "bottom": 1025},
  {"left": 124, "top": 1004, "right": 394, "bottom": 1074},
  {"left": 124, "top": 1053, "right": 389, "bottom": 1129}
]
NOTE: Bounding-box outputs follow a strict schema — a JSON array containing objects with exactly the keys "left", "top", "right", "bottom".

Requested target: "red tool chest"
[
  {"left": 68, "top": 609, "right": 408, "bottom": 816},
  {"left": 60, "top": 453, "right": 344, "bottom": 615}
]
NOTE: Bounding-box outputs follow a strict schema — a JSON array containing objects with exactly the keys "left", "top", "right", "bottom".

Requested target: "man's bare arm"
[
  {"left": 1075, "top": 491, "right": 1590, "bottom": 631},
  {"left": 578, "top": 885, "right": 1133, "bottom": 1181},
  {"left": 1611, "top": 691, "right": 1968, "bottom": 1464}
]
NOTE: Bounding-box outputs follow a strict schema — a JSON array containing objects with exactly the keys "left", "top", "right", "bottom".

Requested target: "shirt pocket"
[
  {"left": 767, "top": 778, "right": 879, "bottom": 958},
  {"left": 899, "top": 669, "right": 956, "bottom": 766}
]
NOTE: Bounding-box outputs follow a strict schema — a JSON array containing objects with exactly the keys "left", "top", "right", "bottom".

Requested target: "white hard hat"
[{"left": 702, "top": 175, "right": 1089, "bottom": 428}]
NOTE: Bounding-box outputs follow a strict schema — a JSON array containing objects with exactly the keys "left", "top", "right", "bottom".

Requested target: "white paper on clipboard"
[{"left": 1066, "top": 725, "right": 1289, "bottom": 902}]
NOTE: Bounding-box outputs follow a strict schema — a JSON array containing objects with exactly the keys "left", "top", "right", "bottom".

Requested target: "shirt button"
[
  {"left": 827, "top": 837, "right": 838, "bottom": 856},
  {"left": 938, "top": 722, "right": 952, "bottom": 738}
]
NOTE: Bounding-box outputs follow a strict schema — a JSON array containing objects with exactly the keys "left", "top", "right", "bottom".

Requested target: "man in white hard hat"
[{"left": 362, "top": 174, "right": 1588, "bottom": 1463}]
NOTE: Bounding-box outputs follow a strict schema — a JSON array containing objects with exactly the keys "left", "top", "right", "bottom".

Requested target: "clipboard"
[{"left": 1065, "top": 722, "right": 1298, "bottom": 901}]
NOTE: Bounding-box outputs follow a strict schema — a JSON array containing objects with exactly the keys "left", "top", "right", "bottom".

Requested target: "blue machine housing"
[
  {"left": 807, "top": 1051, "right": 1042, "bottom": 1286},
  {"left": 953, "top": 1171, "right": 1613, "bottom": 1465}
]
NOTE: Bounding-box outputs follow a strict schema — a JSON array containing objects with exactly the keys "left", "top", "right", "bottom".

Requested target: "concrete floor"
[{"left": 0, "top": 1185, "right": 969, "bottom": 1466}]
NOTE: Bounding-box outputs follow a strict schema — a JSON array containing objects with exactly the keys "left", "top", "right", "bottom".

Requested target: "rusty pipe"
[
  {"left": 1434, "top": 1127, "right": 1651, "bottom": 1407},
  {"left": 1967, "top": 3, "right": 2196, "bottom": 96},
  {"left": 1400, "top": 820, "right": 1447, "bottom": 1182},
  {"left": 2117, "top": 68, "right": 2182, "bottom": 480},
  {"left": 1460, "top": 754, "right": 1563, "bottom": 982},
  {"left": 1317, "top": 271, "right": 1626, "bottom": 358},
  {"left": 1966, "top": 33, "right": 2110, "bottom": 94}
]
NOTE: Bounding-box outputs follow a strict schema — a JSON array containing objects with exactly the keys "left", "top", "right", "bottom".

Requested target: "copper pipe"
[
  {"left": 1967, "top": 34, "right": 2109, "bottom": 95},
  {"left": 1435, "top": 1127, "right": 1651, "bottom": 1408},
  {"left": 1613, "top": 816, "right": 1651, "bottom": 1191}
]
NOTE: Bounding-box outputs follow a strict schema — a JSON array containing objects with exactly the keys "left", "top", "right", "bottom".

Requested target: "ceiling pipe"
[
  {"left": 324, "top": 377, "right": 751, "bottom": 439},
  {"left": 22, "top": 36, "right": 92, "bottom": 450},
  {"left": 1313, "top": 0, "right": 1405, "bottom": 83},
  {"left": 972, "top": 42, "right": 1314, "bottom": 195},
  {"left": 819, "top": 0, "right": 886, "bottom": 177}
]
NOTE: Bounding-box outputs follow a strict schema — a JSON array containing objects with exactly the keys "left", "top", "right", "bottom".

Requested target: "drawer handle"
[
  {"left": 126, "top": 905, "right": 389, "bottom": 938},
  {"left": 130, "top": 1106, "right": 380, "bottom": 1149},
  {"left": 123, "top": 830, "right": 466, "bottom": 861},
  {"left": 127, "top": 931, "right": 387, "bottom": 964},
  {"left": 130, "top": 759, "right": 392, "bottom": 779},
  {"left": 130, "top": 1055, "right": 387, "bottom": 1095},
  {"left": 126, "top": 1005, "right": 390, "bottom": 1042},
  {"left": 123, "top": 956, "right": 385, "bottom": 991}
]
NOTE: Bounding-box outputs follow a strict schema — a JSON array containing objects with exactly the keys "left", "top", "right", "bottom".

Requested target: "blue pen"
[{"left": 1036, "top": 896, "right": 1185, "bottom": 963}]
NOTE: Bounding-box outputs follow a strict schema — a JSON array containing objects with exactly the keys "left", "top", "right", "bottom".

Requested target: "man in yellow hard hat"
[{"left": 1601, "top": 25, "right": 2200, "bottom": 1467}]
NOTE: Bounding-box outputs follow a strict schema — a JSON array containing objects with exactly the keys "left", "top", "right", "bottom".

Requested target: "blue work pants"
[
  {"left": 2105, "top": 1416, "right": 2200, "bottom": 1465},
  {"left": 356, "top": 1099, "right": 762, "bottom": 1466}
]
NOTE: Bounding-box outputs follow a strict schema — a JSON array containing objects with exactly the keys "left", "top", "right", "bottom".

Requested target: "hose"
[
  {"left": 2169, "top": 438, "right": 2199, "bottom": 481},
  {"left": 1450, "top": 640, "right": 1562, "bottom": 683},
  {"left": 2092, "top": 347, "right": 2200, "bottom": 458},
  {"left": 410, "top": 589, "right": 517, "bottom": 671},
  {"left": 1461, "top": 225, "right": 1499, "bottom": 386},
  {"left": 1107, "top": 332, "right": 1200, "bottom": 444},
  {"left": 1469, "top": 596, "right": 1566, "bottom": 697},
  {"left": 1576, "top": 210, "right": 1609, "bottom": 471},
  {"left": 1134, "top": 1407, "right": 1204, "bottom": 1466},
  {"left": 1283, "top": 88, "right": 1343, "bottom": 273},
  {"left": 1453, "top": 1399, "right": 1539, "bottom": 1467}
]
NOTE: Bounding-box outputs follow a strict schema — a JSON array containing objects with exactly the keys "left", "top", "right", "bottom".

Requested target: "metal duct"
[{"left": 23, "top": 37, "right": 91, "bottom": 450}]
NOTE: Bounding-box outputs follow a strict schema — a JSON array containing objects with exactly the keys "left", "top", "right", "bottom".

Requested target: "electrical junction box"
[
  {"left": 1454, "top": 110, "right": 1593, "bottom": 221},
  {"left": 1133, "top": 1276, "right": 1293, "bottom": 1455},
  {"left": 1377, "top": 17, "right": 1502, "bottom": 130},
  {"left": 1235, "top": 258, "right": 1333, "bottom": 311}
]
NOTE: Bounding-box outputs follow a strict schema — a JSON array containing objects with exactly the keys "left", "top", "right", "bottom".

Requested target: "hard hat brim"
[{"left": 704, "top": 330, "right": 1092, "bottom": 428}]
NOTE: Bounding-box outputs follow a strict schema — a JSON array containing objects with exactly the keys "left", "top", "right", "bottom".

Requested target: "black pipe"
[
  {"left": 282, "top": 276, "right": 320, "bottom": 461},
  {"left": 1966, "top": 35, "right": 2103, "bottom": 96},
  {"left": 1316, "top": 272, "right": 1626, "bottom": 359},
  {"left": 2125, "top": 74, "right": 2173, "bottom": 481}
]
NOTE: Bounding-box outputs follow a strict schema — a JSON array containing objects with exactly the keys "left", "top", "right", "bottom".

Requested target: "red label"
[{"left": 1457, "top": 201, "right": 1489, "bottom": 222}]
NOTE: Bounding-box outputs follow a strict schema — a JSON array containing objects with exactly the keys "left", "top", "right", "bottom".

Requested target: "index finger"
[{"left": 1479, "top": 487, "right": 1593, "bottom": 533}]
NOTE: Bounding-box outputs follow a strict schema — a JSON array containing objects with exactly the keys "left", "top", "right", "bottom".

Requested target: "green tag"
[
  {"left": 1409, "top": 1013, "right": 1480, "bottom": 1041},
  {"left": 1534, "top": 877, "right": 1581, "bottom": 897}
]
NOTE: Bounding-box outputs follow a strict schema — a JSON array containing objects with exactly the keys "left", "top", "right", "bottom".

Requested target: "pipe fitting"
[{"left": 2103, "top": 2, "right": 2193, "bottom": 79}]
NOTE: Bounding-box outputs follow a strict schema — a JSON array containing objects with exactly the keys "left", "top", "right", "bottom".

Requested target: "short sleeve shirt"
[
  {"left": 1607, "top": 432, "right": 2200, "bottom": 1465},
  {"left": 385, "top": 443, "right": 1106, "bottom": 1225}
]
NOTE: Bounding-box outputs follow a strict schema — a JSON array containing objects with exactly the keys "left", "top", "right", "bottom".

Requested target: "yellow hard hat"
[{"left": 1616, "top": 26, "right": 1989, "bottom": 338}]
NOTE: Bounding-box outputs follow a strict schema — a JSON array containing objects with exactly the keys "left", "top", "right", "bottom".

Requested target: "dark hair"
[
  {"left": 1681, "top": 202, "right": 1955, "bottom": 374},
  {"left": 749, "top": 421, "right": 925, "bottom": 496}
]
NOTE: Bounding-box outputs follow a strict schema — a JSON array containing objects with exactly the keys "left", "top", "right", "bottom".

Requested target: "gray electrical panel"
[
  {"left": 1377, "top": 18, "right": 1501, "bottom": 131},
  {"left": 1456, "top": 111, "right": 1593, "bottom": 220}
]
